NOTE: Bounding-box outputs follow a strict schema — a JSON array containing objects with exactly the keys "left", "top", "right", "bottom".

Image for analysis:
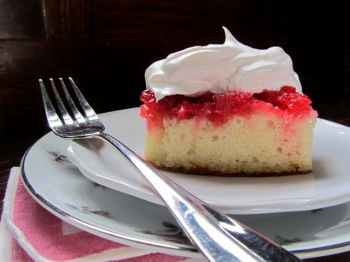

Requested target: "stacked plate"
[{"left": 21, "top": 108, "right": 350, "bottom": 260}]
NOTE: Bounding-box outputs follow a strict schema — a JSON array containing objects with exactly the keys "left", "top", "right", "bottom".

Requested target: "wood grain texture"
[
  {"left": 0, "top": 0, "right": 44, "bottom": 39},
  {"left": 42, "top": 0, "right": 93, "bottom": 39}
]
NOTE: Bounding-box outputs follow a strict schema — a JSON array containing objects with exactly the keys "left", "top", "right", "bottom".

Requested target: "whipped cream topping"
[{"left": 145, "top": 27, "right": 302, "bottom": 101}]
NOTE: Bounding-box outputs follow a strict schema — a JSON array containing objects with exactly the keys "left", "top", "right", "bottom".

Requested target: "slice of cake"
[{"left": 140, "top": 27, "right": 317, "bottom": 176}]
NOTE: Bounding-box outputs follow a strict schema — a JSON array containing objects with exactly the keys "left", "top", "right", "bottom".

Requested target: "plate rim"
[
  {"left": 19, "top": 108, "right": 350, "bottom": 259},
  {"left": 68, "top": 108, "right": 350, "bottom": 214},
  {"left": 20, "top": 145, "right": 199, "bottom": 257}
]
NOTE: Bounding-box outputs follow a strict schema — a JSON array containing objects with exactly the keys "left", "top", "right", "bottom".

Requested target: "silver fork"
[{"left": 38, "top": 77, "right": 300, "bottom": 262}]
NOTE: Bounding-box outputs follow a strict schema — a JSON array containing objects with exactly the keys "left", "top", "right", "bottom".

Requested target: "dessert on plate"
[{"left": 140, "top": 27, "right": 317, "bottom": 176}]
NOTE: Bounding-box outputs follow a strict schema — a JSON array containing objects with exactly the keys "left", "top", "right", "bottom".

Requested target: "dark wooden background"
[{"left": 1, "top": 1, "right": 350, "bottom": 261}]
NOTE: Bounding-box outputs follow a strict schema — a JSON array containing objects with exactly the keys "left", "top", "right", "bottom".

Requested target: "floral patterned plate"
[
  {"left": 21, "top": 109, "right": 350, "bottom": 259},
  {"left": 67, "top": 108, "right": 350, "bottom": 214}
]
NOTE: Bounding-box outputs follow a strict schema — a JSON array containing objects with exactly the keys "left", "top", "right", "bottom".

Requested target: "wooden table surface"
[{"left": 1, "top": 1, "right": 350, "bottom": 261}]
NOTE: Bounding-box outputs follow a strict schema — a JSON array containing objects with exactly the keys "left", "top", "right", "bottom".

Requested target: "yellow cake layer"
[{"left": 144, "top": 113, "right": 316, "bottom": 176}]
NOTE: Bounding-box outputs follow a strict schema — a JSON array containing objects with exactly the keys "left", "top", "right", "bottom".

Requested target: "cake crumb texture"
[{"left": 144, "top": 113, "right": 316, "bottom": 176}]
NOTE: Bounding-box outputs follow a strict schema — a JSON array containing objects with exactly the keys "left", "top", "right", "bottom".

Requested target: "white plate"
[
  {"left": 67, "top": 108, "right": 350, "bottom": 214},
  {"left": 20, "top": 125, "right": 350, "bottom": 259}
]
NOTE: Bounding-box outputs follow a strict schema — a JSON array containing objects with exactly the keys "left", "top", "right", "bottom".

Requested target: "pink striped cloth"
[{"left": 0, "top": 168, "right": 202, "bottom": 262}]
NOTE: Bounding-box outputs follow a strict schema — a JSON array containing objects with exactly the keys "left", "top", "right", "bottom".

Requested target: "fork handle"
[{"left": 98, "top": 132, "right": 300, "bottom": 262}]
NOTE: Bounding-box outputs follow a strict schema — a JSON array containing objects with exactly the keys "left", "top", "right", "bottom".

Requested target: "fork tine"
[
  {"left": 59, "top": 78, "right": 85, "bottom": 123},
  {"left": 49, "top": 78, "right": 74, "bottom": 125},
  {"left": 68, "top": 77, "right": 99, "bottom": 121},
  {"left": 38, "top": 79, "right": 63, "bottom": 129}
]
